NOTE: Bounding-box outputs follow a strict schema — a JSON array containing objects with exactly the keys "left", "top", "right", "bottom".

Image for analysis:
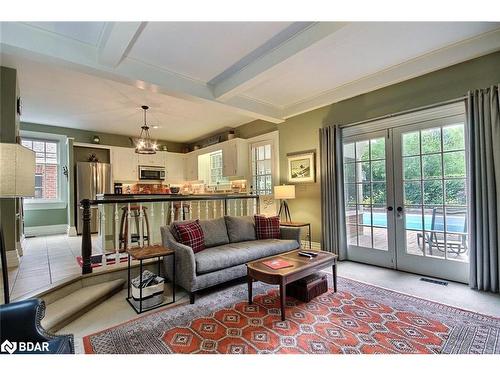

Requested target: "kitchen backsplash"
[
  {"left": 121, "top": 183, "right": 170, "bottom": 194},
  {"left": 119, "top": 180, "right": 248, "bottom": 195}
]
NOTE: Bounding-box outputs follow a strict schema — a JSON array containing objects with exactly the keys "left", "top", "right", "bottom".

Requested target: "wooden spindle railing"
[{"left": 80, "top": 195, "right": 259, "bottom": 274}]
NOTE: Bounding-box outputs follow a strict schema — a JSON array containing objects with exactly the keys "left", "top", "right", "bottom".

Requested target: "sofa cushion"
[
  {"left": 199, "top": 217, "right": 230, "bottom": 248},
  {"left": 170, "top": 220, "right": 194, "bottom": 242},
  {"left": 224, "top": 216, "right": 256, "bottom": 243},
  {"left": 254, "top": 215, "right": 280, "bottom": 239},
  {"left": 194, "top": 239, "right": 299, "bottom": 274},
  {"left": 173, "top": 220, "right": 205, "bottom": 253}
]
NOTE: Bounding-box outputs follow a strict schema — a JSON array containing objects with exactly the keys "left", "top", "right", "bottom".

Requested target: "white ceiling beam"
[
  {"left": 0, "top": 22, "right": 284, "bottom": 123},
  {"left": 97, "top": 22, "right": 146, "bottom": 67},
  {"left": 211, "top": 22, "right": 348, "bottom": 102},
  {"left": 283, "top": 27, "right": 500, "bottom": 119},
  {"left": 223, "top": 96, "right": 284, "bottom": 123}
]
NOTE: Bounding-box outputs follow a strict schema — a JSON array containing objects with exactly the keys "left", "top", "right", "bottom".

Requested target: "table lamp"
[
  {"left": 274, "top": 185, "right": 295, "bottom": 223},
  {"left": 0, "top": 143, "right": 35, "bottom": 303}
]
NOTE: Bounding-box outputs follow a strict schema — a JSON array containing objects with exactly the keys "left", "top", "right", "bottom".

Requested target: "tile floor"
[{"left": 3, "top": 234, "right": 101, "bottom": 300}]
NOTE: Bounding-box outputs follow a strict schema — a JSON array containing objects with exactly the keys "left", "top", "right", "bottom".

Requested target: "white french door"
[
  {"left": 343, "top": 130, "right": 396, "bottom": 268},
  {"left": 343, "top": 109, "right": 469, "bottom": 283},
  {"left": 393, "top": 116, "right": 469, "bottom": 283}
]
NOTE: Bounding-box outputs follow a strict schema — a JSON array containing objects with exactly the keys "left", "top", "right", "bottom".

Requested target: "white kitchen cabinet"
[
  {"left": 165, "top": 152, "right": 185, "bottom": 183},
  {"left": 111, "top": 147, "right": 138, "bottom": 182},
  {"left": 177, "top": 138, "right": 249, "bottom": 183},
  {"left": 222, "top": 142, "right": 236, "bottom": 177},
  {"left": 138, "top": 152, "right": 166, "bottom": 167},
  {"left": 184, "top": 152, "right": 199, "bottom": 181},
  {"left": 222, "top": 139, "right": 249, "bottom": 178}
]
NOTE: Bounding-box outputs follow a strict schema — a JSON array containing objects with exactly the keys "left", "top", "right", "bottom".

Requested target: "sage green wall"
[
  {"left": 235, "top": 51, "right": 500, "bottom": 243},
  {"left": 23, "top": 209, "right": 67, "bottom": 228},
  {"left": 0, "top": 67, "right": 20, "bottom": 142},
  {"left": 236, "top": 109, "right": 326, "bottom": 242},
  {"left": 0, "top": 66, "right": 21, "bottom": 252},
  {"left": 20, "top": 122, "right": 186, "bottom": 152}
]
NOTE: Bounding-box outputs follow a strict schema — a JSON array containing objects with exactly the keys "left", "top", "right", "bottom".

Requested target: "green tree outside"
[{"left": 345, "top": 124, "right": 467, "bottom": 207}]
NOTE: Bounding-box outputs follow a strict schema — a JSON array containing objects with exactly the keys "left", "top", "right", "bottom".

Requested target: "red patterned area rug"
[{"left": 83, "top": 276, "right": 500, "bottom": 354}]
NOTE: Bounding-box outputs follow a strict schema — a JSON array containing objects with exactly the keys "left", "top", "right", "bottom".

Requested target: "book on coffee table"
[{"left": 262, "top": 259, "right": 293, "bottom": 270}]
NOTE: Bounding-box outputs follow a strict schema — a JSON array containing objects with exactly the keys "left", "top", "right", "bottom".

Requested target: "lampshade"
[
  {"left": 274, "top": 185, "right": 296, "bottom": 200},
  {"left": 0, "top": 143, "right": 36, "bottom": 197}
]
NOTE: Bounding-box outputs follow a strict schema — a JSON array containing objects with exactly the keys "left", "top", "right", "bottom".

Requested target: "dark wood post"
[
  {"left": 81, "top": 199, "right": 92, "bottom": 274},
  {"left": 0, "top": 224, "right": 10, "bottom": 304},
  {"left": 256, "top": 195, "right": 260, "bottom": 215},
  {"left": 224, "top": 198, "right": 228, "bottom": 216}
]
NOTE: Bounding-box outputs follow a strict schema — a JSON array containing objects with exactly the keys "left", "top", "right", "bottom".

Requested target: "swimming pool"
[{"left": 361, "top": 213, "right": 466, "bottom": 232}]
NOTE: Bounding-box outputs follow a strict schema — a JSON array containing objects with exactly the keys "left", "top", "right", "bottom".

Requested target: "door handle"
[
  {"left": 387, "top": 206, "right": 393, "bottom": 211},
  {"left": 396, "top": 206, "right": 404, "bottom": 217}
]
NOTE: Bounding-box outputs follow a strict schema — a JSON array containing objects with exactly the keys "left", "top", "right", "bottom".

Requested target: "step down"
[{"left": 42, "top": 279, "right": 125, "bottom": 332}]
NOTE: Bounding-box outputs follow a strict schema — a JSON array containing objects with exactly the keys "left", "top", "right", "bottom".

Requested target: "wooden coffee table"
[{"left": 247, "top": 250, "right": 338, "bottom": 321}]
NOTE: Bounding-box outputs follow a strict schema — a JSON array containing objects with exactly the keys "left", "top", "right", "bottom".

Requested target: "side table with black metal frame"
[
  {"left": 126, "top": 245, "right": 176, "bottom": 314},
  {"left": 280, "top": 222, "right": 312, "bottom": 249}
]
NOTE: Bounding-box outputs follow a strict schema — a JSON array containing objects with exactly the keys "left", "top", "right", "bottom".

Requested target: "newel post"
[{"left": 81, "top": 199, "right": 93, "bottom": 274}]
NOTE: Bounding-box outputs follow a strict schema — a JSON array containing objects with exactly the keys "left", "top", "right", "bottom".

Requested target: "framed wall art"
[{"left": 287, "top": 150, "right": 316, "bottom": 183}]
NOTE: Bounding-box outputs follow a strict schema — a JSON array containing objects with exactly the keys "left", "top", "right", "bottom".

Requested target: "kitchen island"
[{"left": 92, "top": 193, "right": 259, "bottom": 253}]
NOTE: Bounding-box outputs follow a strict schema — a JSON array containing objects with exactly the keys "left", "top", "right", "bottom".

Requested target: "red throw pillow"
[
  {"left": 173, "top": 220, "right": 205, "bottom": 253},
  {"left": 254, "top": 215, "right": 280, "bottom": 240}
]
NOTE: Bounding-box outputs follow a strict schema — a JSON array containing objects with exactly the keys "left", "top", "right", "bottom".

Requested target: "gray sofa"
[{"left": 161, "top": 216, "right": 301, "bottom": 303}]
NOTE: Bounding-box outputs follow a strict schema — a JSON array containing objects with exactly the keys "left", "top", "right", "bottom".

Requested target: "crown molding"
[{"left": 283, "top": 28, "right": 500, "bottom": 119}]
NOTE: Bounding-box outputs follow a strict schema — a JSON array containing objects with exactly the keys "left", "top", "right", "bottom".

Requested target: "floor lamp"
[
  {"left": 0, "top": 143, "right": 35, "bottom": 304},
  {"left": 274, "top": 185, "right": 296, "bottom": 223}
]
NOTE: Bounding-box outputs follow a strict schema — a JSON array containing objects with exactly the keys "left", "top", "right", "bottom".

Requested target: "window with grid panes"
[
  {"left": 251, "top": 143, "right": 273, "bottom": 195},
  {"left": 20, "top": 138, "right": 60, "bottom": 200},
  {"left": 209, "top": 150, "right": 229, "bottom": 186}
]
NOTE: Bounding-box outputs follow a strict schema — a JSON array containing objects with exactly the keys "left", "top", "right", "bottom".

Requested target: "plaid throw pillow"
[
  {"left": 254, "top": 215, "right": 280, "bottom": 240},
  {"left": 173, "top": 220, "right": 205, "bottom": 253}
]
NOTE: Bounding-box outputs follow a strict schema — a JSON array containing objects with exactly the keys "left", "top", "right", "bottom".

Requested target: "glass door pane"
[
  {"left": 393, "top": 118, "right": 469, "bottom": 283},
  {"left": 400, "top": 125, "right": 468, "bottom": 262},
  {"left": 343, "top": 131, "right": 395, "bottom": 268}
]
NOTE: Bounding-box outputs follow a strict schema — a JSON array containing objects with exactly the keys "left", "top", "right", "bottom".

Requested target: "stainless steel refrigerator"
[{"left": 76, "top": 162, "right": 112, "bottom": 235}]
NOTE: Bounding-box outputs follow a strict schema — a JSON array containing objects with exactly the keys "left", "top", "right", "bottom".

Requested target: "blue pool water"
[{"left": 362, "top": 213, "right": 465, "bottom": 232}]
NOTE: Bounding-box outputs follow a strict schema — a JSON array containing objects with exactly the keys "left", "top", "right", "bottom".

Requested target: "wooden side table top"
[
  {"left": 247, "top": 249, "right": 337, "bottom": 278},
  {"left": 279, "top": 221, "right": 310, "bottom": 227},
  {"left": 126, "top": 245, "right": 174, "bottom": 260}
]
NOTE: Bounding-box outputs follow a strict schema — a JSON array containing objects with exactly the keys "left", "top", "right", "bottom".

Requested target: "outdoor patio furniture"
[{"left": 417, "top": 207, "right": 468, "bottom": 256}]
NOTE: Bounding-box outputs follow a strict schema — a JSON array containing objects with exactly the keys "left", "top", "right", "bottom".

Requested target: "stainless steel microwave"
[{"left": 138, "top": 165, "right": 166, "bottom": 180}]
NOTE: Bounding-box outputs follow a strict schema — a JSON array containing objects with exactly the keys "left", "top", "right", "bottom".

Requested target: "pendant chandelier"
[{"left": 135, "top": 105, "right": 157, "bottom": 154}]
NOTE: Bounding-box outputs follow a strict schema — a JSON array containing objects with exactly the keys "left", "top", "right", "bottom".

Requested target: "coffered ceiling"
[{"left": 1, "top": 21, "right": 499, "bottom": 142}]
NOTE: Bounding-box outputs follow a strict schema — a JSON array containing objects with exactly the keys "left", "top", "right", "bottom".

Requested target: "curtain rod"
[{"left": 339, "top": 95, "right": 467, "bottom": 129}]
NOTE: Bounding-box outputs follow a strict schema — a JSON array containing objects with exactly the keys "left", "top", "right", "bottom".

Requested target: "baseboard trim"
[
  {"left": 4, "top": 249, "right": 20, "bottom": 269},
  {"left": 16, "top": 240, "right": 24, "bottom": 257},
  {"left": 24, "top": 224, "right": 68, "bottom": 237},
  {"left": 67, "top": 225, "right": 77, "bottom": 237}
]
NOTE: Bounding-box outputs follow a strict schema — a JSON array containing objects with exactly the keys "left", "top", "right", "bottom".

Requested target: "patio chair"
[{"left": 417, "top": 207, "right": 467, "bottom": 256}]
